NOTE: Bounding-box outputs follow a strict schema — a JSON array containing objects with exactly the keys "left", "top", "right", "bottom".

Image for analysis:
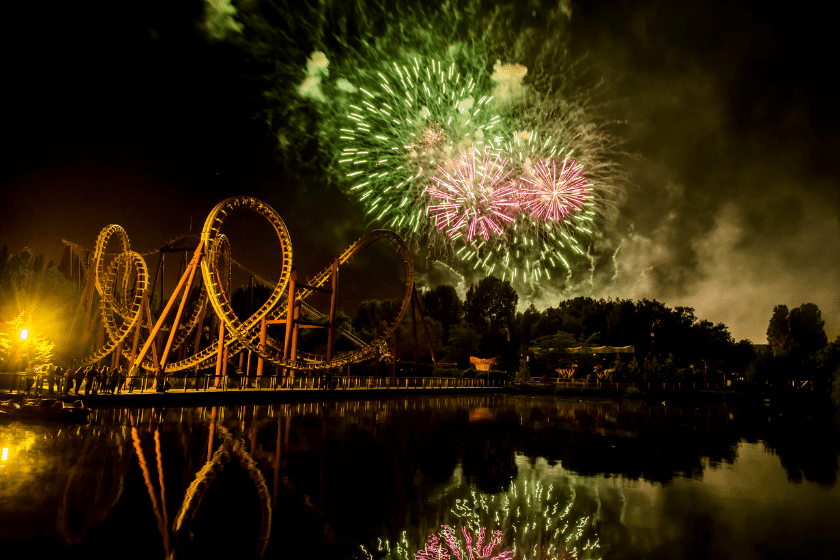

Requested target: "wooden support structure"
[
  {"left": 178, "top": 251, "right": 186, "bottom": 283},
  {"left": 133, "top": 242, "right": 204, "bottom": 370},
  {"left": 214, "top": 321, "right": 225, "bottom": 387},
  {"left": 192, "top": 299, "right": 207, "bottom": 371},
  {"left": 245, "top": 350, "right": 252, "bottom": 386},
  {"left": 65, "top": 200, "right": 414, "bottom": 387},
  {"left": 128, "top": 251, "right": 161, "bottom": 369},
  {"left": 142, "top": 298, "right": 161, "bottom": 374},
  {"left": 290, "top": 302, "right": 301, "bottom": 374},
  {"left": 158, "top": 251, "right": 200, "bottom": 370},
  {"left": 326, "top": 259, "right": 339, "bottom": 362},
  {"left": 283, "top": 270, "right": 297, "bottom": 379},
  {"left": 256, "top": 316, "right": 267, "bottom": 378},
  {"left": 159, "top": 253, "right": 165, "bottom": 315},
  {"left": 222, "top": 345, "right": 229, "bottom": 381}
]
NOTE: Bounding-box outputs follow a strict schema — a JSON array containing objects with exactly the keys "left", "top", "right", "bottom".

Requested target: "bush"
[
  {"left": 516, "top": 361, "right": 531, "bottom": 385},
  {"left": 627, "top": 357, "right": 643, "bottom": 382},
  {"left": 624, "top": 386, "right": 644, "bottom": 399},
  {"left": 539, "top": 374, "right": 551, "bottom": 385},
  {"left": 432, "top": 367, "right": 461, "bottom": 378},
  {"left": 610, "top": 357, "right": 629, "bottom": 382}
]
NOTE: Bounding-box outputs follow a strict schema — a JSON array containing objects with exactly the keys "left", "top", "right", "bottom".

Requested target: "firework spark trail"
[
  {"left": 339, "top": 56, "right": 504, "bottom": 238},
  {"left": 520, "top": 157, "right": 589, "bottom": 222},
  {"left": 609, "top": 237, "right": 626, "bottom": 289},
  {"left": 337, "top": 54, "right": 608, "bottom": 284},
  {"left": 213, "top": 0, "right": 625, "bottom": 286},
  {"left": 427, "top": 148, "right": 518, "bottom": 242}
]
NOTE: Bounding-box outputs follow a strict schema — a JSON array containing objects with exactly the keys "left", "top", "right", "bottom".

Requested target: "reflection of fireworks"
[
  {"left": 373, "top": 480, "right": 601, "bottom": 560},
  {"left": 417, "top": 526, "right": 512, "bottom": 560},
  {"left": 427, "top": 148, "right": 518, "bottom": 242},
  {"left": 340, "top": 57, "right": 502, "bottom": 236}
]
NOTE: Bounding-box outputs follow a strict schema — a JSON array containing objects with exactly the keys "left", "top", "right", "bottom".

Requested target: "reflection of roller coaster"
[{"left": 63, "top": 196, "right": 426, "bottom": 380}]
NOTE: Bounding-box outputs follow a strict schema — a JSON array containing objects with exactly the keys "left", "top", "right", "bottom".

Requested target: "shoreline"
[
  {"left": 3, "top": 383, "right": 834, "bottom": 412},
  {"left": 1, "top": 385, "right": 508, "bottom": 408}
]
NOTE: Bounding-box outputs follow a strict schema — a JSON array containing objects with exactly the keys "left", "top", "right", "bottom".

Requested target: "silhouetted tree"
[
  {"left": 446, "top": 323, "right": 481, "bottom": 368},
  {"left": 531, "top": 331, "right": 577, "bottom": 374},
  {"left": 421, "top": 284, "right": 462, "bottom": 344},
  {"left": 354, "top": 299, "right": 401, "bottom": 341},
  {"left": 515, "top": 303, "right": 540, "bottom": 347},
  {"left": 788, "top": 303, "right": 827, "bottom": 359},
  {"left": 463, "top": 276, "right": 517, "bottom": 356},
  {"left": 767, "top": 304, "right": 791, "bottom": 356}
]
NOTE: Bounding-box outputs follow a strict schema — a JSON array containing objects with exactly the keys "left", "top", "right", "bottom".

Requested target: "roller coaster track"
[
  {"left": 69, "top": 196, "right": 413, "bottom": 373},
  {"left": 64, "top": 235, "right": 371, "bottom": 359}
]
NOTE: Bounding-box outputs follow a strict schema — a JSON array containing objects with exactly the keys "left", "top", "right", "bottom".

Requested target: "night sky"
[{"left": 2, "top": 0, "right": 838, "bottom": 343}]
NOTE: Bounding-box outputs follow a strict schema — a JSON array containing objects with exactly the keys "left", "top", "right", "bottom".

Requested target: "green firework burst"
[{"left": 339, "top": 56, "right": 505, "bottom": 235}]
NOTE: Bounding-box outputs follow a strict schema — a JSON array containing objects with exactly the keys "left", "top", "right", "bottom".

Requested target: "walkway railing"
[
  {"left": 0, "top": 371, "right": 505, "bottom": 395},
  {"left": 536, "top": 378, "right": 718, "bottom": 391},
  {"left": 1, "top": 371, "right": 729, "bottom": 396}
]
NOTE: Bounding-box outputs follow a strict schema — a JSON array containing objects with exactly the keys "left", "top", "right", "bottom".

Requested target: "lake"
[{"left": 1, "top": 394, "right": 839, "bottom": 559}]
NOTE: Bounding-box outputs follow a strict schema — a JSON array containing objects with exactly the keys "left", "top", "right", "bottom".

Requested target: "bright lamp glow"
[{"left": 19, "top": 328, "right": 29, "bottom": 341}]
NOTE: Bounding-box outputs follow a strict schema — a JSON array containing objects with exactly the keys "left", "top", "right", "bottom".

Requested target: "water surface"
[{"left": 1, "top": 395, "right": 839, "bottom": 559}]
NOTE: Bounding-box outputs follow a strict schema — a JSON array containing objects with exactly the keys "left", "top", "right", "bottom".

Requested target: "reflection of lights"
[
  {"left": 19, "top": 328, "right": 29, "bottom": 341},
  {"left": 1, "top": 447, "right": 8, "bottom": 461},
  {"left": 468, "top": 408, "right": 495, "bottom": 422}
]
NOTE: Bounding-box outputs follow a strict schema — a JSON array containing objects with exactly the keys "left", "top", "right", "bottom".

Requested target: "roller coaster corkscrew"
[{"left": 62, "top": 197, "right": 433, "bottom": 386}]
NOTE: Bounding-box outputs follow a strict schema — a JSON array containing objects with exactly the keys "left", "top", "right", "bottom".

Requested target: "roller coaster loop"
[{"left": 64, "top": 196, "right": 436, "bottom": 380}]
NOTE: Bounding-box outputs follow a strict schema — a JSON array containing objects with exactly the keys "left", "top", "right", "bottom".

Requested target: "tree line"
[
  {"left": 346, "top": 276, "right": 840, "bottom": 404},
  {"left": 3, "top": 245, "right": 839, "bottom": 406}
]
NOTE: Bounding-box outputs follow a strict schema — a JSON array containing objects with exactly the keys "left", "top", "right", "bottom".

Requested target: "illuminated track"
[
  {"left": 66, "top": 196, "right": 413, "bottom": 373},
  {"left": 76, "top": 224, "right": 149, "bottom": 366}
]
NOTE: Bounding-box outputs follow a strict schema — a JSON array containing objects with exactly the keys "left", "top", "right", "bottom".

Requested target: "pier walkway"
[{"left": 1, "top": 373, "right": 505, "bottom": 406}]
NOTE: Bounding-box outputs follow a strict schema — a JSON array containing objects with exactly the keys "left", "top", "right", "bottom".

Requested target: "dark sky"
[{"left": 1, "top": 0, "right": 838, "bottom": 342}]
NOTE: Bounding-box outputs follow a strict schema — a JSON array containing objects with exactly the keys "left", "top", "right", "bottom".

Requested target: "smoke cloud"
[
  {"left": 192, "top": 0, "right": 839, "bottom": 343},
  {"left": 298, "top": 51, "right": 330, "bottom": 103},
  {"left": 202, "top": 0, "right": 242, "bottom": 40},
  {"left": 490, "top": 61, "right": 528, "bottom": 106},
  {"left": 514, "top": 2, "right": 840, "bottom": 342}
]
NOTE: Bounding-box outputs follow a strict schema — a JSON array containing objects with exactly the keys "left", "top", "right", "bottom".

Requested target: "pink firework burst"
[
  {"left": 520, "top": 158, "right": 589, "bottom": 222},
  {"left": 426, "top": 148, "right": 518, "bottom": 242},
  {"left": 417, "top": 526, "right": 513, "bottom": 560}
]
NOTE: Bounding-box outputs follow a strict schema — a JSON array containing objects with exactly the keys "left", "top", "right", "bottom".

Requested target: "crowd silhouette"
[{"left": 24, "top": 363, "right": 127, "bottom": 397}]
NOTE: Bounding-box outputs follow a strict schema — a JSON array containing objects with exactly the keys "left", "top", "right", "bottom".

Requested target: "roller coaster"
[{"left": 62, "top": 196, "right": 436, "bottom": 386}]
